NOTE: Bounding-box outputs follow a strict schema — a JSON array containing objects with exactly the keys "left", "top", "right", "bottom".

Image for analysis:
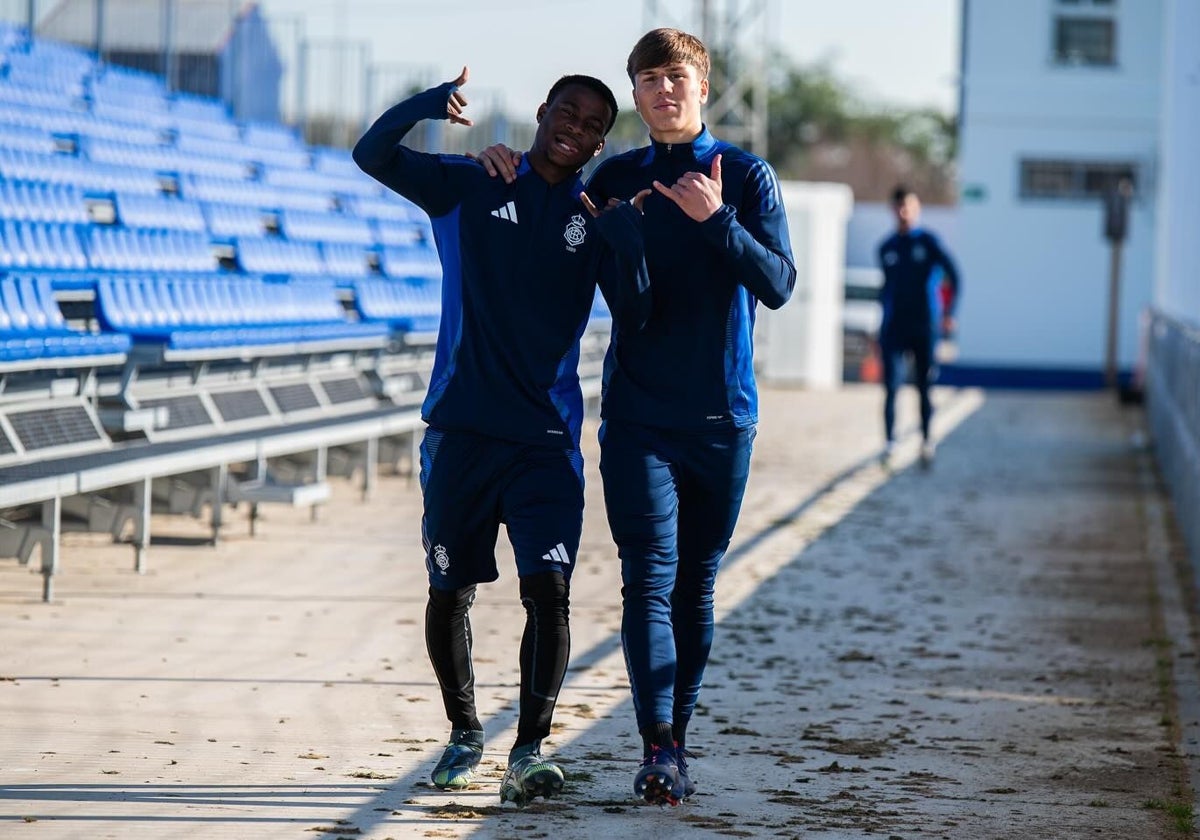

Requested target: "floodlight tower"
[{"left": 641, "top": 0, "right": 773, "bottom": 156}]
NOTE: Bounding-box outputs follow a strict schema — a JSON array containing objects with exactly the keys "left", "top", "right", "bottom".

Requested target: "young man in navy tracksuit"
[
  {"left": 353, "top": 67, "right": 649, "bottom": 807},
  {"left": 876, "top": 184, "right": 960, "bottom": 467},
  {"left": 480, "top": 26, "right": 795, "bottom": 806}
]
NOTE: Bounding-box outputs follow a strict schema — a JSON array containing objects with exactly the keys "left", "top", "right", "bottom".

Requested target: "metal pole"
[
  {"left": 94, "top": 0, "right": 105, "bottom": 61},
  {"left": 40, "top": 496, "right": 61, "bottom": 603},
  {"left": 1105, "top": 241, "right": 1123, "bottom": 389},
  {"left": 162, "top": 0, "right": 176, "bottom": 91},
  {"left": 358, "top": 40, "right": 371, "bottom": 137},
  {"left": 133, "top": 476, "right": 151, "bottom": 573},
  {"left": 297, "top": 38, "right": 308, "bottom": 139},
  {"left": 25, "top": 0, "right": 35, "bottom": 34}
]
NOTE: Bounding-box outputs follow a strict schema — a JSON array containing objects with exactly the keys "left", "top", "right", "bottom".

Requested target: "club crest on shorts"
[
  {"left": 563, "top": 214, "right": 586, "bottom": 252},
  {"left": 432, "top": 544, "right": 450, "bottom": 574}
]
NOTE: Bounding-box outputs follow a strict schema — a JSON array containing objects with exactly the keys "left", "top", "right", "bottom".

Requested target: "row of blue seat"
[
  {"left": 0, "top": 181, "right": 427, "bottom": 249},
  {"left": 0, "top": 219, "right": 441, "bottom": 279},
  {"left": 0, "top": 270, "right": 618, "bottom": 369},
  {"left": 354, "top": 278, "right": 441, "bottom": 334},
  {"left": 0, "top": 273, "right": 130, "bottom": 363},
  {"left": 94, "top": 275, "right": 387, "bottom": 349}
]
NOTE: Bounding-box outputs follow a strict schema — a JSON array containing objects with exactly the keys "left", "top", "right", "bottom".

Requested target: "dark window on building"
[
  {"left": 1054, "top": 16, "right": 1117, "bottom": 65},
  {"left": 1019, "top": 160, "right": 1137, "bottom": 200}
]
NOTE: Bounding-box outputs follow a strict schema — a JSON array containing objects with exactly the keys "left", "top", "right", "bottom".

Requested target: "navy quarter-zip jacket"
[
  {"left": 586, "top": 126, "right": 795, "bottom": 432},
  {"left": 353, "top": 83, "right": 649, "bottom": 449},
  {"left": 877, "top": 228, "right": 959, "bottom": 343}
]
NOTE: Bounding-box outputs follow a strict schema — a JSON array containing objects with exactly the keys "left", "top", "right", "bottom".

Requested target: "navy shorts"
[{"left": 419, "top": 427, "right": 584, "bottom": 590}]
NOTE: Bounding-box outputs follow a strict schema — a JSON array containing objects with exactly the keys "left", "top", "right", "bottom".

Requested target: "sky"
[{"left": 255, "top": 0, "right": 961, "bottom": 123}]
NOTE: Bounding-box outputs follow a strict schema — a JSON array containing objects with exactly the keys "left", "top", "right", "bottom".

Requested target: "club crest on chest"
[{"left": 563, "top": 214, "right": 586, "bottom": 252}]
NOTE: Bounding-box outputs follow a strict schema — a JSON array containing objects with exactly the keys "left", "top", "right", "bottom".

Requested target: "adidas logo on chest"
[{"left": 490, "top": 200, "right": 518, "bottom": 224}]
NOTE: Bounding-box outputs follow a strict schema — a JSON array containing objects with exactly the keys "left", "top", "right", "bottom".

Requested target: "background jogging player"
[
  {"left": 876, "top": 183, "right": 960, "bottom": 468},
  {"left": 353, "top": 66, "right": 649, "bottom": 807},
  {"left": 479, "top": 27, "right": 796, "bottom": 806}
]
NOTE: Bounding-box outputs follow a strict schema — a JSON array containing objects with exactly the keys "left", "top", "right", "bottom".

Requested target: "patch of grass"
[
  {"left": 1088, "top": 798, "right": 1109, "bottom": 807},
  {"left": 1143, "top": 798, "right": 1195, "bottom": 834}
]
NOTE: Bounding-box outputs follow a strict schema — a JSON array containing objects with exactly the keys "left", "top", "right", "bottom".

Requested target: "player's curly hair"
[
  {"left": 626, "top": 28, "right": 710, "bottom": 83},
  {"left": 545, "top": 75, "right": 619, "bottom": 135}
]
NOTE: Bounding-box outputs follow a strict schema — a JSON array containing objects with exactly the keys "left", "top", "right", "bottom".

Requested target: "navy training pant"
[
  {"left": 599, "top": 418, "right": 754, "bottom": 733},
  {"left": 880, "top": 330, "right": 935, "bottom": 443}
]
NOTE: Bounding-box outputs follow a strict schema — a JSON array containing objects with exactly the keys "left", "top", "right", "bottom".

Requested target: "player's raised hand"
[
  {"left": 652, "top": 153, "right": 723, "bottom": 222},
  {"left": 447, "top": 66, "right": 473, "bottom": 127},
  {"left": 476, "top": 144, "right": 522, "bottom": 183},
  {"left": 629, "top": 188, "right": 652, "bottom": 213},
  {"left": 580, "top": 188, "right": 653, "bottom": 218}
]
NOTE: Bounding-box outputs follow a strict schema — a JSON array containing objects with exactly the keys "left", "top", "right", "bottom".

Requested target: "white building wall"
[
  {"left": 1156, "top": 0, "right": 1200, "bottom": 325},
  {"left": 757, "top": 182, "right": 854, "bottom": 388},
  {"left": 957, "top": 0, "right": 1164, "bottom": 371}
]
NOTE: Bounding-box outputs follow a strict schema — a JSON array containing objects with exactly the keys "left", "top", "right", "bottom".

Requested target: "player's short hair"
[
  {"left": 545, "top": 74, "right": 619, "bottom": 134},
  {"left": 626, "top": 28, "right": 711, "bottom": 83},
  {"left": 891, "top": 184, "right": 917, "bottom": 205}
]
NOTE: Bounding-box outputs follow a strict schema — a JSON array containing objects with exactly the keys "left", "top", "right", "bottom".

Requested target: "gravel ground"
[{"left": 0, "top": 384, "right": 1195, "bottom": 839}]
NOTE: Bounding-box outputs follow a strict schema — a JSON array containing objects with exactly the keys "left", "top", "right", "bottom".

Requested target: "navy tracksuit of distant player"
[
  {"left": 585, "top": 127, "right": 795, "bottom": 746},
  {"left": 353, "top": 82, "right": 648, "bottom": 751},
  {"left": 876, "top": 228, "right": 959, "bottom": 445}
]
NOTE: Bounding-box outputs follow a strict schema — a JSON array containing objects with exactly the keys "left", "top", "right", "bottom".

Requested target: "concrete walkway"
[{"left": 0, "top": 384, "right": 1196, "bottom": 839}]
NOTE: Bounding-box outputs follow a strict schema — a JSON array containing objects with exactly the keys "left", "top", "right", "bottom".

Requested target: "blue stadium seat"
[
  {"left": 85, "top": 137, "right": 249, "bottom": 180},
  {"left": 279, "top": 208, "right": 373, "bottom": 245},
  {"left": 0, "top": 182, "right": 88, "bottom": 224},
  {"left": 261, "top": 165, "right": 380, "bottom": 198},
  {"left": 379, "top": 243, "right": 441, "bottom": 283},
  {"left": 371, "top": 219, "right": 427, "bottom": 248},
  {"left": 235, "top": 237, "right": 323, "bottom": 275},
  {"left": 321, "top": 242, "right": 369, "bottom": 277},
  {"left": 93, "top": 274, "right": 387, "bottom": 358},
  {"left": 170, "top": 114, "right": 240, "bottom": 142},
  {"left": 116, "top": 193, "right": 207, "bottom": 232},
  {"left": 0, "top": 273, "right": 129, "bottom": 368},
  {"left": 183, "top": 173, "right": 333, "bottom": 212},
  {"left": 312, "top": 148, "right": 361, "bottom": 179},
  {"left": 86, "top": 228, "right": 216, "bottom": 273},
  {"left": 171, "top": 92, "right": 231, "bottom": 123},
  {"left": 242, "top": 122, "right": 302, "bottom": 150},
  {"left": 202, "top": 202, "right": 266, "bottom": 238},
  {"left": 590, "top": 288, "right": 613, "bottom": 326},
  {"left": 346, "top": 193, "right": 421, "bottom": 223},
  {"left": 353, "top": 277, "right": 441, "bottom": 334},
  {"left": 0, "top": 220, "right": 86, "bottom": 270},
  {"left": 0, "top": 122, "right": 56, "bottom": 155},
  {"left": 0, "top": 147, "right": 162, "bottom": 193}
]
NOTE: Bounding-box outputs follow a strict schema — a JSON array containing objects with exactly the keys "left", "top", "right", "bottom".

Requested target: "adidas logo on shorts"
[{"left": 541, "top": 543, "right": 571, "bottom": 565}]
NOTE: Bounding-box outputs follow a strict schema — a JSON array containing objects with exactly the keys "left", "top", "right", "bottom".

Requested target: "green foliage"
[{"left": 757, "top": 50, "right": 958, "bottom": 200}]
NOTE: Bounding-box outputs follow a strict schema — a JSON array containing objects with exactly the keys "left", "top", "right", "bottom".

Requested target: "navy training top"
[
  {"left": 876, "top": 228, "right": 960, "bottom": 343},
  {"left": 586, "top": 126, "right": 795, "bottom": 432},
  {"left": 353, "top": 83, "right": 649, "bottom": 449}
]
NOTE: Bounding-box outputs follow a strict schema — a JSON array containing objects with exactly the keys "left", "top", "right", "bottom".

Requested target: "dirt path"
[{"left": 0, "top": 386, "right": 1194, "bottom": 839}]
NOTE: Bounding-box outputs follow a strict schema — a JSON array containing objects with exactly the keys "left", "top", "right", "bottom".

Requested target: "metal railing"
[{"left": 1145, "top": 309, "right": 1200, "bottom": 569}]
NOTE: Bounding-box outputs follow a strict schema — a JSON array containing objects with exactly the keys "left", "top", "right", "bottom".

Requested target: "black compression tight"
[
  {"left": 516, "top": 571, "right": 571, "bottom": 750},
  {"left": 425, "top": 584, "right": 482, "bottom": 732},
  {"left": 425, "top": 572, "right": 571, "bottom": 749}
]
